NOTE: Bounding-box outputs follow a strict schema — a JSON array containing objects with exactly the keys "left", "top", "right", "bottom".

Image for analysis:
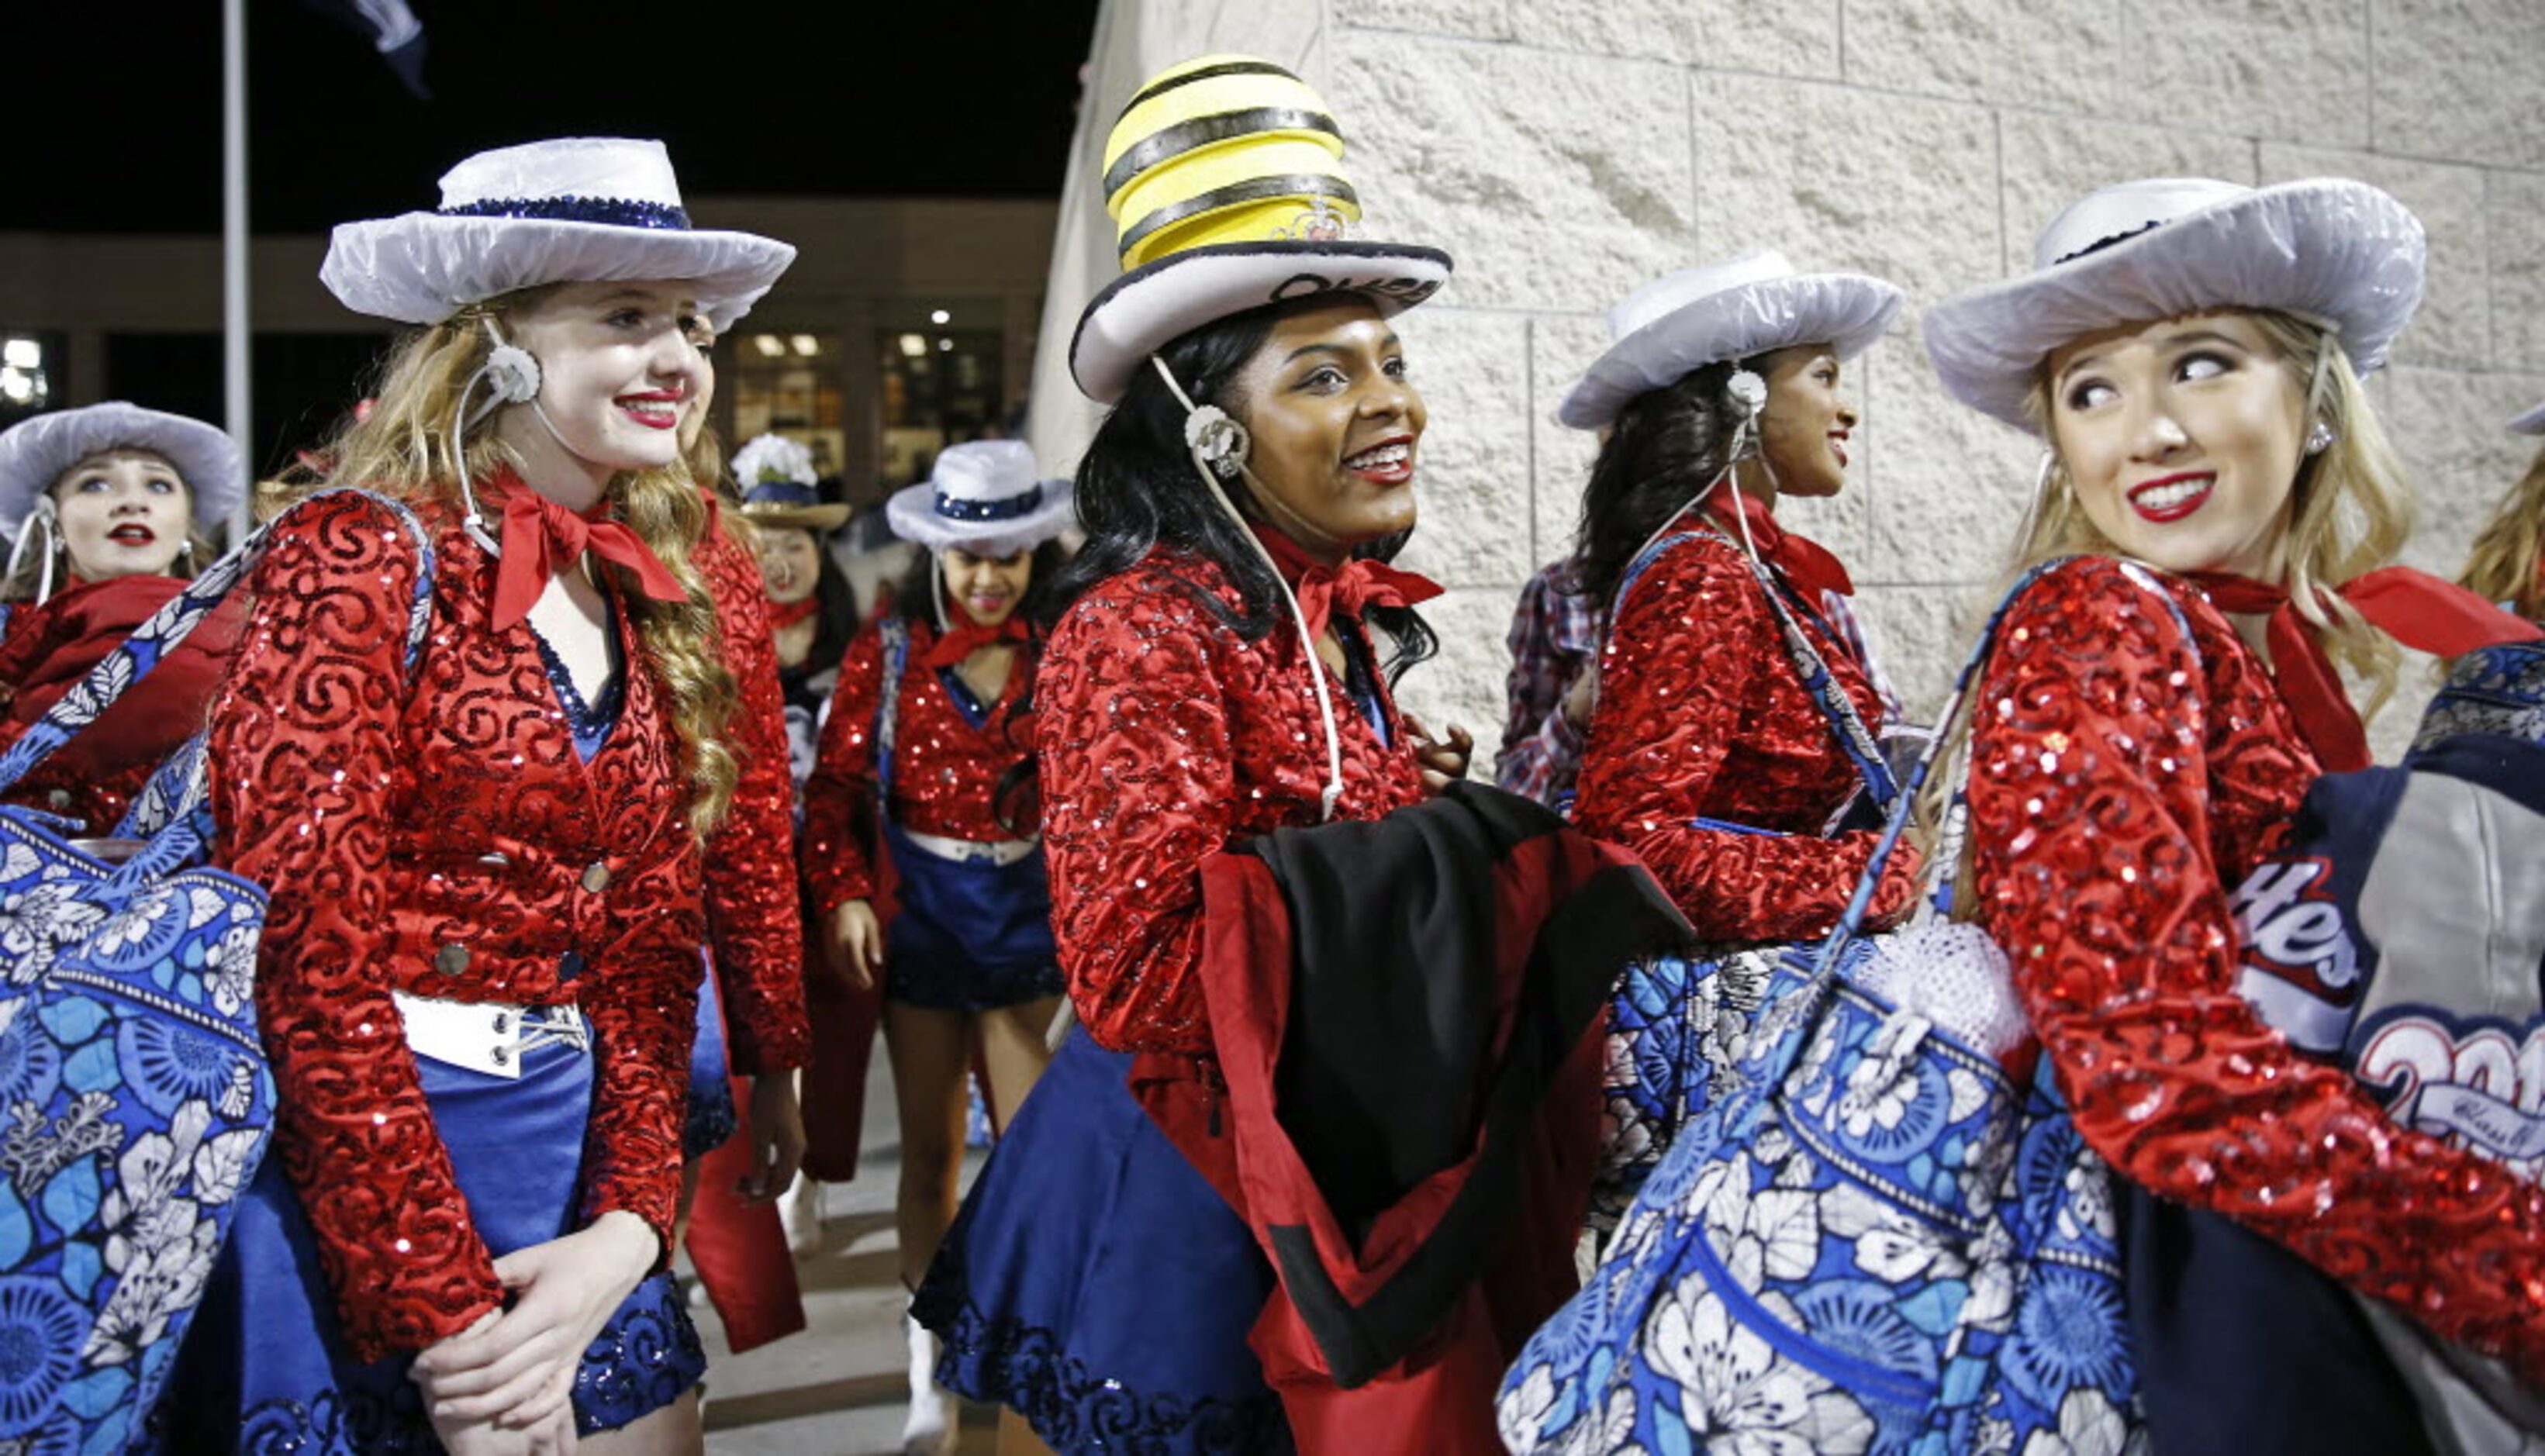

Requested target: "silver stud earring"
[{"left": 2305, "top": 420, "right": 2336, "bottom": 456}]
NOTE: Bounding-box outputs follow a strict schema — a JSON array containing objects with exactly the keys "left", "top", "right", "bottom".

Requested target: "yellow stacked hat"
[{"left": 1069, "top": 55, "right": 1451, "bottom": 402}]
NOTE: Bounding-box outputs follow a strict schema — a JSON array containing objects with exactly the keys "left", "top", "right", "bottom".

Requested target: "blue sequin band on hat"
[
  {"left": 440, "top": 196, "right": 694, "bottom": 230},
  {"left": 745, "top": 481, "right": 823, "bottom": 508},
  {"left": 935, "top": 484, "right": 1045, "bottom": 522}
]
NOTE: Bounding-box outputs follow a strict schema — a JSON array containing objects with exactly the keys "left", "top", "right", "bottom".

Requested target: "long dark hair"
[
  {"left": 894, "top": 538, "right": 1071, "bottom": 836},
  {"left": 1571, "top": 358, "right": 1757, "bottom": 607},
  {"left": 1045, "top": 297, "right": 1438, "bottom": 684}
]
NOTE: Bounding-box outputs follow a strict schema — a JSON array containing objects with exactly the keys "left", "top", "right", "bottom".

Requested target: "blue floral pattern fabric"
[{"left": 1503, "top": 563, "right": 2144, "bottom": 1456}]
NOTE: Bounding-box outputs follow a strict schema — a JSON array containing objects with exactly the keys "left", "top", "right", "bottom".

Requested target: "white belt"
[
  {"left": 900, "top": 828, "right": 1039, "bottom": 867},
  {"left": 393, "top": 991, "right": 589, "bottom": 1080}
]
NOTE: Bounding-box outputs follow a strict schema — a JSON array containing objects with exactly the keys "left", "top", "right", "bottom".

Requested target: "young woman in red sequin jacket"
[
  {"left": 1921, "top": 177, "right": 2545, "bottom": 1438},
  {"left": 164, "top": 137, "right": 800, "bottom": 1454},
  {"left": 1562, "top": 254, "right": 1922, "bottom": 944},
  {"left": 0, "top": 403, "right": 246, "bottom": 831}
]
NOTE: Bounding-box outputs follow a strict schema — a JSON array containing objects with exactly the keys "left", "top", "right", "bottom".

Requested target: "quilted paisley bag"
[
  {"left": 1595, "top": 527, "right": 1904, "bottom": 1233},
  {"left": 1502, "top": 560, "right": 2154, "bottom": 1456},
  {"left": 0, "top": 491, "right": 431, "bottom": 1454}
]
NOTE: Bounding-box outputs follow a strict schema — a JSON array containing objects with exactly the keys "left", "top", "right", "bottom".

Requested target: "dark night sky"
[{"left": 8, "top": 2, "right": 1100, "bottom": 234}]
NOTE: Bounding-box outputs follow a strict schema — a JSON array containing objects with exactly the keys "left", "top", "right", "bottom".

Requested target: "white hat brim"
[
  {"left": 1070, "top": 240, "right": 1452, "bottom": 403},
  {"left": 322, "top": 213, "right": 798, "bottom": 332},
  {"left": 885, "top": 478, "right": 1078, "bottom": 556},
  {"left": 1923, "top": 178, "right": 2426, "bottom": 432},
  {"left": 0, "top": 403, "right": 245, "bottom": 537},
  {"left": 2510, "top": 400, "right": 2545, "bottom": 436},
  {"left": 1557, "top": 273, "right": 1904, "bottom": 430}
]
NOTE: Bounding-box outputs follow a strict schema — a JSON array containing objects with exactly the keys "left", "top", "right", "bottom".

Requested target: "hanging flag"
[{"left": 296, "top": 0, "right": 430, "bottom": 98}]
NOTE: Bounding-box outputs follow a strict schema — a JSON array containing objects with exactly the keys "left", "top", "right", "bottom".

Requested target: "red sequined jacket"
[
  {"left": 0, "top": 576, "right": 244, "bottom": 829},
  {"left": 209, "top": 491, "right": 714, "bottom": 1361},
  {"left": 1574, "top": 517, "right": 1916, "bottom": 940},
  {"left": 694, "top": 519, "right": 810, "bottom": 1074},
  {"left": 1039, "top": 552, "right": 1426, "bottom": 1055},
  {"left": 798, "top": 616, "right": 1037, "bottom": 916},
  {"left": 1972, "top": 557, "right": 2545, "bottom": 1382}
]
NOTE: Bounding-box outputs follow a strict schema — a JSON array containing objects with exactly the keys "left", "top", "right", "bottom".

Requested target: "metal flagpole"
[{"left": 223, "top": 0, "right": 251, "bottom": 542}]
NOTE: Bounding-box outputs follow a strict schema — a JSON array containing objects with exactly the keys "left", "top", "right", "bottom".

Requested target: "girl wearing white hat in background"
[
  {"left": 0, "top": 402, "right": 243, "bottom": 831},
  {"left": 797, "top": 436, "right": 1072, "bottom": 1454},
  {"left": 1552, "top": 253, "right": 1921, "bottom": 1228},
  {"left": 2461, "top": 401, "right": 2545, "bottom": 623},
  {"left": 158, "top": 137, "right": 804, "bottom": 1454}
]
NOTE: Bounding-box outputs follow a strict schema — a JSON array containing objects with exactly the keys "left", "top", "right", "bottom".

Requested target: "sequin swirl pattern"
[
  {"left": 208, "top": 490, "right": 708, "bottom": 1361},
  {"left": 799, "top": 614, "right": 1040, "bottom": 916},
  {"left": 695, "top": 519, "right": 810, "bottom": 1073},
  {"left": 1574, "top": 523, "right": 1917, "bottom": 941},
  {"left": 1972, "top": 555, "right": 2545, "bottom": 1383},
  {"left": 1037, "top": 552, "right": 1427, "bottom": 1056}
]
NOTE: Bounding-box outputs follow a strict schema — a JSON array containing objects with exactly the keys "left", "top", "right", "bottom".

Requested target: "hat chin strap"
[
  {"left": 1149, "top": 354, "right": 1345, "bottom": 823},
  {"left": 450, "top": 325, "right": 584, "bottom": 557},
  {"left": 1619, "top": 374, "right": 1778, "bottom": 599},
  {"left": 8, "top": 498, "right": 59, "bottom": 606}
]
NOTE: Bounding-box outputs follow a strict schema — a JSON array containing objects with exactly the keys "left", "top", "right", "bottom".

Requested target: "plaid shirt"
[{"left": 1495, "top": 557, "right": 1603, "bottom": 805}]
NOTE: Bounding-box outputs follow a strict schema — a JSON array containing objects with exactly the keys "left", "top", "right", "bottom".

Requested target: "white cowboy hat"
[
  {"left": 2510, "top": 400, "right": 2545, "bottom": 436},
  {"left": 1068, "top": 55, "right": 1450, "bottom": 404},
  {"left": 884, "top": 440, "right": 1075, "bottom": 556},
  {"left": 1558, "top": 250, "right": 1904, "bottom": 430},
  {"left": 0, "top": 402, "right": 245, "bottom": 537},
  {"left": 730, "top": 433, "right": 850, "bottom": 531},
  {"left": 1923, "top": 177, "right": 2426, "bottom": 432},
  {"left": 321, "top": 137, "right": 796, "bottom": 333}
]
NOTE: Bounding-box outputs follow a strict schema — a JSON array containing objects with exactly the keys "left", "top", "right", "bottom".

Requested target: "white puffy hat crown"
[
  {"left": 321, "top": 138, "right": 796, "bottom": 332},
  {"left": 884, "top": 440, "right": 1076, "bottom": 557},
  {"left": 1922, "top": 176, "right": 2426, "bottom": 431},
  {"left": 1558, "top": 250, "right": 1903, "bottom": 430}
]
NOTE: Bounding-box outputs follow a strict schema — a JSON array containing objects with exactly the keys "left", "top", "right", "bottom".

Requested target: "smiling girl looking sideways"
[
  {"left": 161, "top": 138, "right": 796, "bottom": 1454},
  {"left": 1923, "top": 177, "right": 2545, "bottom": 1446}
]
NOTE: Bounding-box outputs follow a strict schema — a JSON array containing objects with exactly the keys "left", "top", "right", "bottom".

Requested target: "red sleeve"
[
  {"left": 207, "top": 495, "right": 503, "bottom": 1361},
  {"left": 1573, "top": 537, "right": 1912, "bottom": 940},
  {"left": 799, "top": 626, "right": 884, "bottom": 914},
  {"left": 697, "top": 530, "right": 810, "bottom": 1073},
  {"left": 1973, "top": 558, "right": 2545, "bottom": 1381},
  {"left": 1038, "top": 582, "right": 1238, "bottom": 1055}
]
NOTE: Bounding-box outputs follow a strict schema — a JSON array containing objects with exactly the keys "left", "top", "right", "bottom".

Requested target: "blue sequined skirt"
[
  {"left": 685, "top": 961, "right": 738, "bottom": 1157},
  {"left": 154, "top": 1026, "right": 706, "bottom": 1452},
  {"left": 912, "top": 1033, "right": 1291, "bottom": 1454}
]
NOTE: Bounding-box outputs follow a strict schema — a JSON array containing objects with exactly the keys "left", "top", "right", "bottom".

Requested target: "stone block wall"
[{"left": 1065, "top": 0, "right": 2545, "bottom": 766}]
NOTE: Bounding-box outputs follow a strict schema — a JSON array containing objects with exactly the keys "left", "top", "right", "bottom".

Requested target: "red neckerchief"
[
  {"left": 1707, "top": 488, "right": 1854, "bottom": 602},
  {"left": 920, "top": 612, "right": 1034, "bottom": 669},
  {"left": 489, "top": 478, "right": 686, "bottom": 630},
  {"left": 2188, "top": 566, "right": 2543, "bottom": 771},
  {"left": 767, "top": 595, "right": 820, "bottom": 632},
  {"left": 1248, "top": 525, "right": 1444, "bottom": 643}
]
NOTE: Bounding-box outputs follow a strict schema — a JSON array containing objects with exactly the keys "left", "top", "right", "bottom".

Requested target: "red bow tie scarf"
[
  {"left": 921, "top": 615, "right": 1035, "bottom": 669},
  {"left": 490, "top": 487, "right": 689, "bottom": 630},
  {"left": 1248, "top": 526, "right": 1445, "bottom": 642},
  {"left": 2189, "top": 567, "right": 2544, "bottom": 772},
  {"left": 1709, "top": 488, "right": 1855, "bottom": 605}
]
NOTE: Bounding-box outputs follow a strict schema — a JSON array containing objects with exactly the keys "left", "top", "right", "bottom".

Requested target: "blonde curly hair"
[
  {"left": 271, "top": 284, "right": 742, "bottom": 838},
  {"left": 2460, "top": 443, "right": 2545, "bottom": 621}
]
